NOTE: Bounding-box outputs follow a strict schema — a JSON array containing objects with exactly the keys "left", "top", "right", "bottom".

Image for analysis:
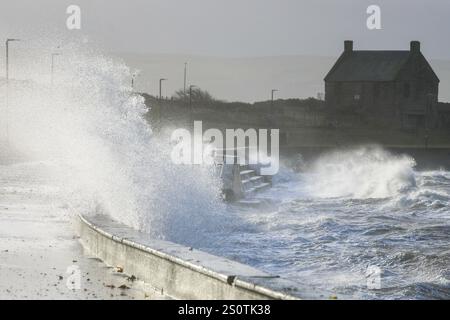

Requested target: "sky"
[
  {"left": 1, "top": 0, "right": 450, "bottom": 102},
  {"left": 0, "top": 0, "right": 449, "bottom": 59}
]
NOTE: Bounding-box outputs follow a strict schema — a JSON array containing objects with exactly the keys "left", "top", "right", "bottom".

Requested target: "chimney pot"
[
  {"left": 410, "top": 41, "right": 421, "bottom": 52},
  {"left": 344, "top": 40, "right": 353, "bottom": 52}
]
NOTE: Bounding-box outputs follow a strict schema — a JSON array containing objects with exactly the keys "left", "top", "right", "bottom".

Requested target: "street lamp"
[
  {"left": 5, "top": 38, "right": 21, "bottom": 144},
  {"left": 51, "top": 53, "right": 61, "bottom": 86},
  {"left": 184, "top": 62, "right": 188, "bottom": 94},
  {"left": 131, "top": 73, "right": 137, "bottom": 90},
  {"left": 159, "top": 78, "right": 168, "bottom": 100},
  {"left": 6, "top": 39, "right": 20, "bottom": 83},
  {"left": 271, "top": 89, "right": 279, "bottom": 108}
]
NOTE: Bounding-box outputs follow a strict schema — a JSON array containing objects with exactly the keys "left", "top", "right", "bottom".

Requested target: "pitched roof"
[{"left": 325, "top": 51, "right": 411, "bottom": 82}]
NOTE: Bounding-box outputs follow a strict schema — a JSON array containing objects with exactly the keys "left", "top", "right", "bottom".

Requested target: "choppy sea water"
[
  {"left": 2, "top": 147, "right": 449, "bottom": 300},
  {"left": 197, "top": 148, "right": 450, "bottom": 299}
]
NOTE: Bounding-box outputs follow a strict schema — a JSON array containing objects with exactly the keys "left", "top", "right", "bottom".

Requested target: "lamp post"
[
  {"left": 6, "top": 39, "right": 20, "bottom": 83},
  {"left": 159, "top": 78, "right": 167, "bottom": 100},
  {"left": 51, "top": 53, "right": 61, "bottom": 86},
  {"left": 5, "top": 38, "right": 20, "bottom": 144},
  {"left": 184, "top": 62, "right": 187, "bottom": 94},
  {"left": 271, "top": 89, "right": 278, "bottom": 108},
  {"left": 131, "top": 73, "right": 137, "bottom": 90}
]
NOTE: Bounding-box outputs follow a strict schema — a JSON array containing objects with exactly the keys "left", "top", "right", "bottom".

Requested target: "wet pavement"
[{"left": 0, "top": 161, "right": 166, "bottom": 300}]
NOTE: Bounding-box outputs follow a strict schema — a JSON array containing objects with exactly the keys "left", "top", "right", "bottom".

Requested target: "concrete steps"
[
  {"left": 239, "top": 165, "right": 271, "bottom": 197},
  {"left": 215, "top": 149, "right": 273, "bottom": 201}
]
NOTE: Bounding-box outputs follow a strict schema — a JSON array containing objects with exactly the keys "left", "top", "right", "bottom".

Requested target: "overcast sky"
[{"left": 0, "top": 0, "right": 449, "bottom": 59}]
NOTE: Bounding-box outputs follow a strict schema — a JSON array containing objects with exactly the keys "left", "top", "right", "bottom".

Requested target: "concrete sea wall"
[{"left": 75, "top": 214, "right": 303, "bottom": 300}]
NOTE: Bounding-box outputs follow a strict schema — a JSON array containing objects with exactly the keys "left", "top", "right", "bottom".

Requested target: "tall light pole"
[
  {"left": 6, "top": 39, "right": 20, "bottom": 83},
  {"left": 5, "top": 38, "right": 20, "bottom": 144},
  {"left": 131, "top": 73, "right": 137, "bottom": 90},
  {"left": 159, "top": 78, "right": 167, "bottom": 100},
  {"left": 271, "top": 89, "right": 279, "bottom": 109},
  {"left": 184, "top": 62, "right": 187, "bottom": 94},
  {"left": 51, "top": 53, "right": 61, "bottom": 86}
]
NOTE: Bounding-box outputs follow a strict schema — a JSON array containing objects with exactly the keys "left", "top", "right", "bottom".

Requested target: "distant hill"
[{"left": 112, "top": 52, "right": 450, "bottom": 103}]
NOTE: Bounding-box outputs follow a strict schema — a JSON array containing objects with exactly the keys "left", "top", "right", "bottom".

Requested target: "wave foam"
[
  {"left": 1, "top": 38, "right": 225, "bottom": 242},
  {"left": 304, "top": 146, "right": 417, "bottom": 199}
]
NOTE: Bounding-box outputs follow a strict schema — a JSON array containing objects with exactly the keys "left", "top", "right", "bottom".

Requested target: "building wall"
[
  {"left": 326, "top": 79, "right": 438, "bottom": 118},
  {"left": 326, "top": 81, "right": 397, "bottom": 114}
]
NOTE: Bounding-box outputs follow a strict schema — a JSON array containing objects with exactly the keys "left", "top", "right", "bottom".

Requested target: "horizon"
[{"left": 2, "top": 50, "right": 450, "bottom": 103}]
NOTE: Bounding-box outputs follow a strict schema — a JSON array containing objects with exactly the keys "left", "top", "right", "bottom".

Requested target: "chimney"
[
  {"left": 344, "top": 40, "right": 353, "bottom": 52},
  {"left": 410, "top": 41, "right": 421, "bottom": 53}
]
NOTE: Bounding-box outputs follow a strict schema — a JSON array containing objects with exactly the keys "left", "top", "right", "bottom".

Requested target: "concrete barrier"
[{"left": 75, "top": 214, "right": 304, "bottom": 300}]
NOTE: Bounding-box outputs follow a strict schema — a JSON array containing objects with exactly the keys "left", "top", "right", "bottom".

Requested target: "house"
[{"left": 324, "top": 41, "right": 440, "bottom": 129}]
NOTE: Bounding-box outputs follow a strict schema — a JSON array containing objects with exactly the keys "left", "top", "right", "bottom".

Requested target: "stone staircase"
[
  {"left": 211, "top": 147, "right": 273, "bottom": 202},
  {"left": 239, "top": 165, "right": 271, "bottom": 197}
]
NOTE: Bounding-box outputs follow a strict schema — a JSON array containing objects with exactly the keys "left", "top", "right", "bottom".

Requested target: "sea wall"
[{"left": 75, "top": 214, "right": 302, "bottom": 300}]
